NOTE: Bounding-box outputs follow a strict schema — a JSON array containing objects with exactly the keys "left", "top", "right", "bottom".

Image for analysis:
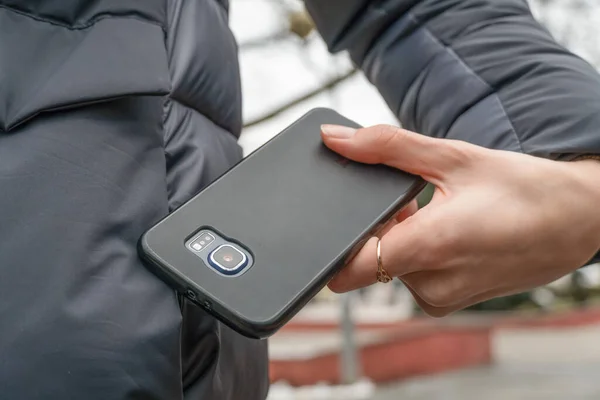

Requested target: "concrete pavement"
[{"left": 372, "top": 363, "right": 600, "bottom": 400}]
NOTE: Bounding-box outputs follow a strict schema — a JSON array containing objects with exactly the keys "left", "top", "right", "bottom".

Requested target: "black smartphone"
[{"left": 138, "top": 108, "right": 426, "bottom": 339}]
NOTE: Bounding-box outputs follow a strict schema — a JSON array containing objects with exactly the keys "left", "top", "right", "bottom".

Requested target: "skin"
[{"left": 320, "top": 124, "right": 600, "bottom": 317}]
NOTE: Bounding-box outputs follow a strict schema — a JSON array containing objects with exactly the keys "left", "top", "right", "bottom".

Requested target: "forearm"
[{"left": 305, "top": 0, "right": 600, "bottom": 160}]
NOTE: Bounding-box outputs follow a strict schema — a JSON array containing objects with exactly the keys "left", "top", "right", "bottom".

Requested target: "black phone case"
[{"left": 138, "top": 108, "right": 426, "bottom": 339}]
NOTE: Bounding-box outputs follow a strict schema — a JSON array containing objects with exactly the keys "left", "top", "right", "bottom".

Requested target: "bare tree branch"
[
  {"left": 238, "top": 29, "right": 292, "bottom": 50},
  {"left": 243, "top": 68, "right": 359, "bottom": 128}
]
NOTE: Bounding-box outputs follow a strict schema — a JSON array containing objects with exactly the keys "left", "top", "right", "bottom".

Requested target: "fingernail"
[{"left": 321, "top": 124, "right": 357, "bottom": 139}]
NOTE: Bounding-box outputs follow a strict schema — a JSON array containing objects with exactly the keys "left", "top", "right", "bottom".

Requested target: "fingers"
[
  {"left": 405, "top": 282, "right": 507, "bottom": 318},
  {"left": 328, "top": 236, "right": 380, "bottom": 293},
  {"left": 378, "top": 200, "right": 419, "bottom": 237},
  {"left": 328, "top": 216, "right": 425, "bottom": 293},
  {"left": 401, "top": 282, "right": 464, "bottom": 318},
  {"left": 400, "top": 269, "right": 527, "bottom": 317},
  {"left": 321, "top": 124, "right": 481, "bottom": 185},
  {"left": 394, "top": 200, "right": 419, "bottom": 223},
  {"left": 321, "top": 123, "right": 492, "bottom": 308},
  {"left": 400, "top": 270, "right": 476, "bottom": 310}
]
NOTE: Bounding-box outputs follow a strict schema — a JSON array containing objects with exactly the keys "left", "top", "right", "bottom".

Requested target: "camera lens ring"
[{"left": 208, "top": 244, "right": 248, "bottom": 275}]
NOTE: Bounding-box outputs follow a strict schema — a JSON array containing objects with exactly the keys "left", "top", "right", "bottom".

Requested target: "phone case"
[{"left": 138, "top": 108, "right": 426, "bottom": 339}]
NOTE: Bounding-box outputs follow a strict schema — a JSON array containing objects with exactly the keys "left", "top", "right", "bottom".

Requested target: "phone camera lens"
[{"left": 209, "top": 244, "right": 247, "bottom": 273}]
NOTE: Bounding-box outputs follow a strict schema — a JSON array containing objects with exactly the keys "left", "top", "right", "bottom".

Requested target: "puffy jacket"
[
  {"left": 0, "top": 1, "right": 267, "bottom": 400},
  {"left": 1, "top": 1, "right": 600, "bottom": 399}
]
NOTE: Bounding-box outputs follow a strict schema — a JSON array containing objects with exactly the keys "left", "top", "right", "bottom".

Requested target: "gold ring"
[{"left": 376, "top": 238, "right": 392, "bottom": 283}]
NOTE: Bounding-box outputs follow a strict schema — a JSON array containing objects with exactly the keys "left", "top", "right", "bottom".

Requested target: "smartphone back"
[{"left": 139, "top": 108, "right": 425, "bottom": 338}]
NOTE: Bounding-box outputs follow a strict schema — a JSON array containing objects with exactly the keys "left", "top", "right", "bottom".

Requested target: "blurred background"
[{"left": 227, "top": 1, "right": 600, "bottom": 399}]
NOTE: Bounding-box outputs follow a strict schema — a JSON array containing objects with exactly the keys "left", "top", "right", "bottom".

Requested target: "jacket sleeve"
[
  {"left": 304, "top": 0, "right": 600, "bottom": 160},
  {"left": 304, "top": 0, "right": 600, "bottom": 264}
]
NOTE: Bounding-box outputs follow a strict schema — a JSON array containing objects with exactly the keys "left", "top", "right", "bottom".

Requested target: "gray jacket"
[{"left": 0, "top": 0, "right": 598, "bottom": 399}]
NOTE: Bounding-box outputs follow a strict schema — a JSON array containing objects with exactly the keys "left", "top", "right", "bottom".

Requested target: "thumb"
[{"left": 321, "top": 124, "right": 476, "bottom": 184}]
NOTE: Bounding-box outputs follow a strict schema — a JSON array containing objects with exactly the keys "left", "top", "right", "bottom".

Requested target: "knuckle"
[
  {"left": 370, "top": 124, "right": 402, "bottom": 139},
  {"left": 378, "top": 126, "right": 408, "bottom": 162},
  {"left": 423, "top": 306, "right": 453, "bottom": 318},
  {"left": 416, "top": 277, "right": 459, "bottom": 308},
  {"left": 441, "top": 140, "right": 481, "bottom": 169}
]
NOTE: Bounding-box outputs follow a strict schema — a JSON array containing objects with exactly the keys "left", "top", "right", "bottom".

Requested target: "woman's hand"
[{"left": 321, "top": 124, "right": 600, "bottom": 317}]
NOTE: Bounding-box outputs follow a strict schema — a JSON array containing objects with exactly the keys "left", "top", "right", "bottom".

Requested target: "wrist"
[
  {"left": 568, "top": 158, "right": 600, "bottom": 198},
  {"left": 564, "top": 158, "right": 600, "bottom": 253}
]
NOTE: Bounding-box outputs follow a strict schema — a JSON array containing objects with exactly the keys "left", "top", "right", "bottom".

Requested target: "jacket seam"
[
  {"left": 407, "top": 12, "right": 525, "bottom": 154},
  {"left": 0, "top": 4, "right": 165, "bottom": 33},
  {"left": 168, "top": 97, "right": 236, "bottom": 140}
]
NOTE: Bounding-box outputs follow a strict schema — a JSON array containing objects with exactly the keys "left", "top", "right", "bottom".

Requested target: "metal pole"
[{"left": 340, "top": 291, "right": 361, "bottom": 384}]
